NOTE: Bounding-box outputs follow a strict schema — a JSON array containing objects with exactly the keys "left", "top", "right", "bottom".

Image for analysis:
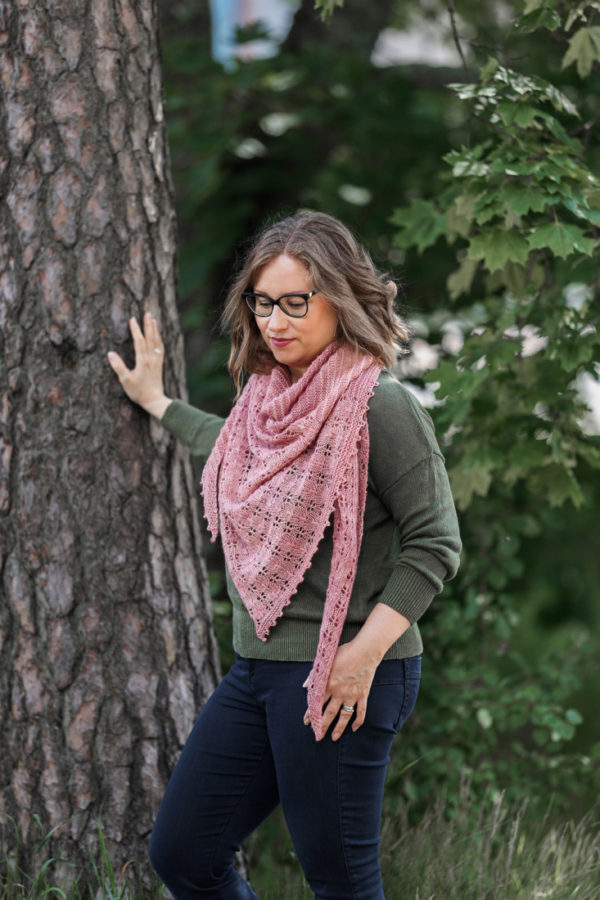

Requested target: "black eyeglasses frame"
[{"left": 243, "top": 290, "right": 318, "bottom": 318}]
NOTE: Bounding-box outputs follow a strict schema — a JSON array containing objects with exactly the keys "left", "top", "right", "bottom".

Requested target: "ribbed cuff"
[
  {"left": 377, "top": 566, "right": 437, "bottom": 625},
  {"left": 232, "top": 610, "right": 424, "bottom": 661}
]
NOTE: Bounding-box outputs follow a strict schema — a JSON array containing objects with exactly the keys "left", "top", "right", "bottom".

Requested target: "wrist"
[
  {"left": 144, "top": 394, "right": 172, "bottom": 421},
  {"left": 353, "top": 604, "right": 412, "bottom": 664},
  {"left": 349, "top": 631, "right": 386, "bottom": 668}
]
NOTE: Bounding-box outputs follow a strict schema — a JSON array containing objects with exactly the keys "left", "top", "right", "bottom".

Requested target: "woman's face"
[{"left": 252, "top": 253, "right": 338, "bottom": 383}]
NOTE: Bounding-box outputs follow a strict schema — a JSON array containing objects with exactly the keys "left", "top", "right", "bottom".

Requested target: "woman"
[{"left": 107, "top": 211, "right": 462, "bottom": 899}]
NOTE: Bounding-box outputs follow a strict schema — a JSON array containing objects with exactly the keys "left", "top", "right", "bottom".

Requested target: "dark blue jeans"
[{"left": 149, "top": 653, "right": 421, "bottom": 899}]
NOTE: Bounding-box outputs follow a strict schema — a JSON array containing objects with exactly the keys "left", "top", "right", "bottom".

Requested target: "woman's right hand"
[{"left": 107, "top": 312, "right": 170, "bottom": 418}]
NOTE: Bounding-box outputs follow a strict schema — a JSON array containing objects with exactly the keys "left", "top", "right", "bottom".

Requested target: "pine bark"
[{"left": 0, "top": 0, "right": 221, "bottom": 887}]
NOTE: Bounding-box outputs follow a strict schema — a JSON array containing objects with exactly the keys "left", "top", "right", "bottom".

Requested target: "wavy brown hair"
[{"left": 222, "top": 210, "right": 412, "bottom": 395}]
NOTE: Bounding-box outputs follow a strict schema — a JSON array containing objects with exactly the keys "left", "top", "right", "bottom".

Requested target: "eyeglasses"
[{"left": 243, "top": 291, "right": 317, "bottom": 318}]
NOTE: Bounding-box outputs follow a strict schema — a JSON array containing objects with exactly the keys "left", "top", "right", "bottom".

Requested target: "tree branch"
[{"left": 447, "top": 0, "right": 469, "bottom": 77}]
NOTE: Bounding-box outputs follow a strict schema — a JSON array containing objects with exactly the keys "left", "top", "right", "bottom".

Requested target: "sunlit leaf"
[
  {"left": 514, "top": 7, "right": 561, "bottom": 33},
  {"left": 562, "top": 26, "right": 600, "bottom": 78},
  {"left": 562, "top": 195, "right": 600, "bottom": 226},
  {"left": 447, "top": 255, "right": 478, "bottom": 300}
]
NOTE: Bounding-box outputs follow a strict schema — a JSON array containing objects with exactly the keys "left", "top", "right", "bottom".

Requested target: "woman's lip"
[{"left": 269, "top": 337, "right": 294, "bottom": 346}]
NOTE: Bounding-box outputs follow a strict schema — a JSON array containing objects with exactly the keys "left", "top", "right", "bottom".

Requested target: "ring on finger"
[{"left": 342, "top": 705, "right": 355, "bottom": 714}]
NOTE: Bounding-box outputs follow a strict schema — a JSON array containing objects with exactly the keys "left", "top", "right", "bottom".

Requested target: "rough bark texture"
[{"left": 0, "top": 0, "right": 221, "bottom": 886}]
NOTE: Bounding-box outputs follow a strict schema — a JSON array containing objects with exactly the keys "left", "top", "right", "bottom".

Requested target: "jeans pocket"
[
  {"left": 393, "top": 675, "right": 420, "bottom": 732},
  {"left": 365, "top": 657, "right": 422, "bottom": 734}
]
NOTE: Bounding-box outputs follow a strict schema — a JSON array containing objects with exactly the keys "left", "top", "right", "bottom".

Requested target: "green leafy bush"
[{"left": 388, "top": 1, "right": 600, "bottom": 818}]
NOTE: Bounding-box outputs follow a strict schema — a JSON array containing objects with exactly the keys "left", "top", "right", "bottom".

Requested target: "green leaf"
[
  {"left": 447, "top": 255, "right": 478, "bottom": 301},
  {"left": 391, "top": 200, "right": 447, "bottom": 253},
  {"left": 507, "top": 440, "right": 549, "bottom": 469},
  {"left": 565, "top": 708, "right": 583, "bottom": 725},
  {"left": 553, "top": 335, "right": 596, "bottom": 372},
  {"left": 444, "top": 145, "right": 490, "bottom": 178},
  {"left": 468, "top": 230, "right": 530, "bottom": 273},
  {"left": 529, "top": 464, "right": 585, "bottom": 507},
  {"left": 448, "top": 463, "right": 494, "bottom": 509},
  {"left": 550, "top": 720, "right": 576, "bottom": 741},
  {"left": 576, "top": 440, "right": 600, "bottom": 470},
  {"left": 515, "top": 7, "right": 561, "bottom": 34},
  {"left": 486, "top": 337, "right": 522, "bottom": 367},
  {"left": 513, "top": 104, "right": 544, "bottom": 127},
  {"left": 491, "top": 66, "right": 578, "bottom": 116},
  {"left": 503, "top": 204, "right": 522, "bottom": 230},
  {"left": 496, "top": 100, "right": 526, "bottom": 126},
  {"left": 566, "top": 1, "right": 600, "bottom": 32},
  {"left": 504, "top": 184, "right": 552, "bottom": 216},
  {"left": 446, "top": 194, "right": 477, "bottom": 240},
  {"left": 540, "top": 81, "right": 579, "bottom": 117},
  {"left": 527, "top": 221, "right": 595, "bottom": 259},
  {"left": 562, "top": 26, "right": 600, "bottom": 78},
  {"left": 474, "top": 194, "right": 505, "bottom": 226},
  {"left": 314, "top": 0, "right": 345, "bottom": 20},
  {"left": 503, "top": 260, "right": 544, "bottom": 297},
  {"left": 523, "top": 0, "right": 553, "bottom": 12},
  {"left": 562, "top": 195, "right": 600, "bottom": 226},
  {"left": 497, "top": 158, "right": 569, "bottom": 185},
  {"left": 480, "top": 56, "right": 500, "bottom": 83}
]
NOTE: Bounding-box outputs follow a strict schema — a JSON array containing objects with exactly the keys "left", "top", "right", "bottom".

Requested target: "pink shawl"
[{"left": 201, "top": 342, "right": 382, "bottom": 739}]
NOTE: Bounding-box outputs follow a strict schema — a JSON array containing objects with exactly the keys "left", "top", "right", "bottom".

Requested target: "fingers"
[
  {"left": 306, "top": 697, "right": 354, "bottom": 742},
  {"left": 352, "top": 697, "right": 367, "bottom": 732},
  {"left": 303, "top": 693, "right": 368, "bottom": 740},
  {"left": 107, "top": 312, "right": 165, "bottom": 410},
  {"left": 107, "top": 351, "right": 129, "bottom": 378},
  {"left": 129, "top": 314, "right": 146, "bottom": 359},
  {"left": 330, "top": 702, "right": 355, "bottom": 741},
  {"left": 107, "top": 312, "right": 162, "bottom": 370},
  {"left": 148, "top": 314, "right": 165, "bottom": 355},
  {"left": 129, "top": 312, "right": 162, "bottom": 348}
]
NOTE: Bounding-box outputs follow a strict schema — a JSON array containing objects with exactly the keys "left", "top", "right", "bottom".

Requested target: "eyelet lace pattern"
[{"left": 202, "top": 343, "right": 382, "bottom": 739}]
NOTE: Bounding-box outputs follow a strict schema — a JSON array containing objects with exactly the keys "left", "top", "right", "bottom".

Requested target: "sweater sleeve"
[
  {"left": 367, "top": 373, "right": 462, "bottom": 624},
  {"left": 376, "top": 453, "right": 462, "bottom": 623},
  {"left": 160, "top": 398, "right": 226, "bottom": 461}
]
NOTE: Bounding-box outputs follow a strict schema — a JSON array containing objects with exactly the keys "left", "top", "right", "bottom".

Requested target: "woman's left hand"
[{"left": 303, "top": 640, "right": 380, "bottom": 741}]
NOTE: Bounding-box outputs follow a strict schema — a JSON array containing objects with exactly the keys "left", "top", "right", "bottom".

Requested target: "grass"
[
  {"left": 379, "top": 787, "right": 600, "bottom": 900},
  {"left": 2, "top": 787, "right": 599, "bottom": 899},
  {"left": 0, "top": 816, "right": 164, "bottom": 900},
  {"left": 246, "top": 779, "right": 600, "bottom": 900}
]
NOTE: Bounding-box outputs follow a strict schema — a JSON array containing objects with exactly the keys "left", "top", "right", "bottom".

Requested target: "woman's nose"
[{"left": 268, "top": 304, "right": 288, "bottom": 330}]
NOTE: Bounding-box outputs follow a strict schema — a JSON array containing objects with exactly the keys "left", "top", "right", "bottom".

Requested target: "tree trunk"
[{"left": 0, "top": 0, "right": 221, "bottom": 888}]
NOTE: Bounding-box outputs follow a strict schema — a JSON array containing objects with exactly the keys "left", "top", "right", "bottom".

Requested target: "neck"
[{"left": 288, "top": 365, "right": 306, "bottom": 384}]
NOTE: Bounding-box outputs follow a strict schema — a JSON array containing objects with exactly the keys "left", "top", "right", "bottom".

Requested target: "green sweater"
[{"left": 160, "top": 370, "right": 462, "bottom": 661}]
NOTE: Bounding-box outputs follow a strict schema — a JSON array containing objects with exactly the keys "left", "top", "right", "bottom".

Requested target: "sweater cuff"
[
  {"left": 160, "top": 399, "right": 224, "bottom": 458},
  {"left": 160, "top": 399, "right": 195, "bottom": 442},
  {"left": 377, "top": 566, "right": 437, "bottom": 625}
]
